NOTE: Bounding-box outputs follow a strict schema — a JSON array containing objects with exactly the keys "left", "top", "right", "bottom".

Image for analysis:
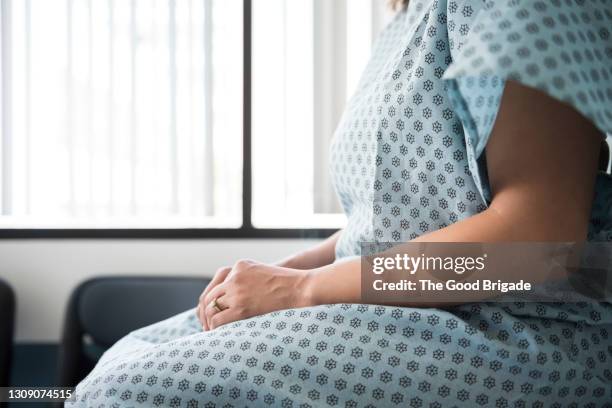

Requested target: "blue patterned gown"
[{"left": 69, "top": 1, "right": 612, "bottom": 406}]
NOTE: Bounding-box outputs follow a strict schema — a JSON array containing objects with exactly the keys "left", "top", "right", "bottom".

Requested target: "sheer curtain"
[
  {"left": 251, "top": 0, "right": 391, "bottom": 228},
  {"left": 0, "top": 0, "right": 391, "bottom": 229},
  {"left": 0, "top": 0, "right": 242, "bottom": 228}
]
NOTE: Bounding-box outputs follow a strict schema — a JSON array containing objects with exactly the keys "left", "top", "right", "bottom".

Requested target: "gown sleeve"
[{"left": 442, "top": 0, "right": 612, "bottom": 203}]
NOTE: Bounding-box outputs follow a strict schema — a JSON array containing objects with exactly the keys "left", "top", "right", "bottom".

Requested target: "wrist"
[
  {"left": 296, "top": 267, "right": 323, "bottom": 307},
  {"left": 276, "top": 253, "right": 306, "bottom": 269}
]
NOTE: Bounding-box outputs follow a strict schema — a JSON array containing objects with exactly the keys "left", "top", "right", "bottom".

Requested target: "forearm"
[
  {"left": 276, "top": 230, "right": 342, "bottom": 270},
  {"left": 302, "top": 207, "right": 572, "bottom": 307}
]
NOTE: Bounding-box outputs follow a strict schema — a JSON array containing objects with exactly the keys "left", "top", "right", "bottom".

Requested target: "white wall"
[{"left": 0, "top": 239, "right": 316, "bottom": 342}]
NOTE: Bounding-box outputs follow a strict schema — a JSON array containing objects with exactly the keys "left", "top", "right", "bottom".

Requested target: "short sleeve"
[{"left": 442, "top": 0, "right": 612, "bottom": 202}]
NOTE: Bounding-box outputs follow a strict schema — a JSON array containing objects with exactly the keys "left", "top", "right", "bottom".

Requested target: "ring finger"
[{"left": 205, "top": 295, "right": 229, "bottom": 329}]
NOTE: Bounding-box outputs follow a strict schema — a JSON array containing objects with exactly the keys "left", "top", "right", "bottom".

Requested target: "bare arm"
[
  {"left": 303, "top": 80, "right": 603, "bottom": 306},
  {"left": 276, "top": 230, "right": 342, "bottom": 269}
]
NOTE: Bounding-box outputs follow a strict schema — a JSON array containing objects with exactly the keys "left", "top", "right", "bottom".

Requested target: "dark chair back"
[
  {"left": 599, "top": 139, "right": 610, "bottom": 172},
  {"left": 0, "top": 279, "right": 16, "bottom": 388},
  {"left": 57, "top": 276, "right": 209, "bottom": 387}
]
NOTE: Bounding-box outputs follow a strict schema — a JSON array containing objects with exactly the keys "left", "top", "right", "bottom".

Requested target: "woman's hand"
[
  {"left": 197, "top": 260, "right": 313, "bottom": 331},
  {"left": 196, "top": 266, "right": 232, "bottom": 331}
]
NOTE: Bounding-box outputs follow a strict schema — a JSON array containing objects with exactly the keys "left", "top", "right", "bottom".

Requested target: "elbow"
[
  {"left": 486, "top": 202, "right": 590, "bottom": 242},
  {"left": 544, "top": 218, "right": 589, "bottom": 242}
]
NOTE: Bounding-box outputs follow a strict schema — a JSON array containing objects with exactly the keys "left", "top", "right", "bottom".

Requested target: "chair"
[
  {"left": 0, "top": 278, "right": 16, "bottom": 388},
  {"left": 57, "top": 276, "right": 210, "bottom": 387},
  {"left": 599, "top": 139, "right": 610, "bottom": 172}
]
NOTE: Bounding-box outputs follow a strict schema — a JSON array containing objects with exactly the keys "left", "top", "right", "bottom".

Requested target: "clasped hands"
[{"left": 196, "top": 260, "right": 314, "bottom": 331}]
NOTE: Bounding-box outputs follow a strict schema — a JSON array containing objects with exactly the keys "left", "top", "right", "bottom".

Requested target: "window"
[
  {"left": 251, "top": 0, "right": 388, "bottom": 228},
  {"left": 0, "top": 0, "right": 243, "bottom": 229},
  {"left": 0, "top": 0, "right": 389, "bottom": 234}
]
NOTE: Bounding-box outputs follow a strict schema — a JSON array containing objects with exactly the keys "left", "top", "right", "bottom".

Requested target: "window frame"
[{"left": 0, "top": 0, "right": 338, "bottom": 240}]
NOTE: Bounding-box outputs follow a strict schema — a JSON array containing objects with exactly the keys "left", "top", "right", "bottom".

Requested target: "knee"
[{"left": 69, "top": 363, "right": 138, "bottom": 407}]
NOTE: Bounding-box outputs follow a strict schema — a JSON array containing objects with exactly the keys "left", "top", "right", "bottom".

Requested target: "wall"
[{"left": 0, "top": 239, "right": 316, "bottom": 342}]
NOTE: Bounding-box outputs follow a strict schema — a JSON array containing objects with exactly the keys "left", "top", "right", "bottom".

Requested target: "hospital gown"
[{"left": 69, "top": 0, "right": 612, "bottom": 406}]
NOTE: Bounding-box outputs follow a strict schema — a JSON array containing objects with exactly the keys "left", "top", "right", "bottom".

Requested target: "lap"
[{"left": 69, "top": 303, "right": 612, "bottom": 407}]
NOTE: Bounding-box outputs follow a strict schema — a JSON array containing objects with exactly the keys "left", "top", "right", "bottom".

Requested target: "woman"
[{"left": 70, "top": 0, "right": 612, "bottom": 406}]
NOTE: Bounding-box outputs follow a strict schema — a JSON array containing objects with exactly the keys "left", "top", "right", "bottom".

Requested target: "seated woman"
[{"left": 69, "top": 0, "right": 612, "bottom": 406}]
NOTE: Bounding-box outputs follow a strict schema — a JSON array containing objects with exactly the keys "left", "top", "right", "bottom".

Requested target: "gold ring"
[{"left": 211, "top": 297, "right": 225, "bottom": 313}]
